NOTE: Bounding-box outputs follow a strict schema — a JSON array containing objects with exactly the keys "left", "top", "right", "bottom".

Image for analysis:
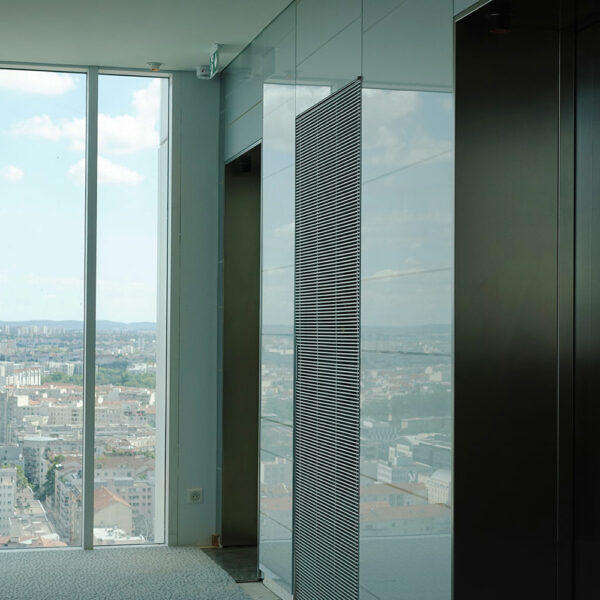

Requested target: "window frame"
[{"left": 0, "top": 62, "right": 173, "bottom": 550}]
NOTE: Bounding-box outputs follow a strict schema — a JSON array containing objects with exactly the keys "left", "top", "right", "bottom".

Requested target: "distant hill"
[
  {"left": 262, "top": 323, "right": 451, "bottom": 336},
  {"left": 0, "top": 320, "right": 156, "bottom": 331}
]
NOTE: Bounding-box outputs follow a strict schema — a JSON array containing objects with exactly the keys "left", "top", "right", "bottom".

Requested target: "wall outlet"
[{"left": 187, "top": 487, "right": 203, "bottom": 504}]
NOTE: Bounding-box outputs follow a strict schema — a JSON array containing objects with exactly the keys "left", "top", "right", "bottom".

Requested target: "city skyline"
[{"left": 0, "top": 322, "right": 161, "bottom": 547}]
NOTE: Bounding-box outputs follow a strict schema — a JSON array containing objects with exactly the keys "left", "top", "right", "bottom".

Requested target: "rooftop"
[{"left": 94, "top": 487, "right": 131, "bottom": 511}]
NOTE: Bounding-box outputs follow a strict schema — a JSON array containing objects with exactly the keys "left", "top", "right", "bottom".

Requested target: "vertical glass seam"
[{"left": 82, "top": 66, "right": 98, "bottom": 550}]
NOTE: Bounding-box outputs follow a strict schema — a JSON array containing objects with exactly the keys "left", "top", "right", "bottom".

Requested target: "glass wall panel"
[
  {"left": 248, "top": 0, "right": 455, "bottom": 595},
  {"left": 259, "top": 3, "right": 296, "bottom": 593},
  {"left": 93, "top": 74, "right": 166, "bottom": 545},
  {"left": 0, "top": 68, "right": 86, "bottom": 548},
  {"left": 360, "top": 1, "right": 454, "bottom": 599},
  {"left": 295, "top": 0, "right": 362, "bottom": 94}
]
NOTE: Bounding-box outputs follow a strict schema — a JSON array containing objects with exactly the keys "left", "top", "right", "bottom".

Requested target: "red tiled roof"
[
  {"left": 32, "top": 538, "right": 67, "bottom": 547},
  {"left": 94, "top": 487, "right": 130, "bottom": 511}
]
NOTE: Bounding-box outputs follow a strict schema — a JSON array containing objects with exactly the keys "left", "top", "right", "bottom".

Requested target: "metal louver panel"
[{"left": 294, "top": 78, "right": 361, "bottom": 600}]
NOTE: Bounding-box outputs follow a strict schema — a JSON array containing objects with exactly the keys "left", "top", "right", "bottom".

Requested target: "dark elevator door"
[
  {"left": 455, "top": 2, "right": 561, "bottom": 598},
  {"left": 575, "top": 18, "right": 600, "bottom": 599},
  {"left": 457, "top": 2, "right": 600, "bottom": 598}
]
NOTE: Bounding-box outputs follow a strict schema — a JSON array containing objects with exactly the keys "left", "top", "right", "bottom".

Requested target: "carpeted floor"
[{"left": 0, "top": 546, "right": 253, "bottom": 600}]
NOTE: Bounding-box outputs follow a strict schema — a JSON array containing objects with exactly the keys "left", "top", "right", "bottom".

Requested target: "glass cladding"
[
  {"left": 93, "top": 75, "right": 166, "bottom": 545},
  {"left": 259, "top": 5, "right": 296, "bottom": 593},
  {"left": 360, "top": 89, "right": 453, "bottom": 600},
  {"left": 0, "top": 69, "right": 86, "bottom": 548},
  {"left": 360, "top": 2, "right": 453, "bottom": 599},
  {"left": 234, "top": 0, "right": 454, "bottom": 595}
]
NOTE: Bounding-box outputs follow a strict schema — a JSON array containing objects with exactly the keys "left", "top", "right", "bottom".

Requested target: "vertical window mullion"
[{"left": 82, "top": 66, "right": 98, "bottom": 550}]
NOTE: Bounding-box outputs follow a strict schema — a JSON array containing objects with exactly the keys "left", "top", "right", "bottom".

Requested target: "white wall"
[{"left": 168, "top": 71, "right": 220, "bottom": 546}]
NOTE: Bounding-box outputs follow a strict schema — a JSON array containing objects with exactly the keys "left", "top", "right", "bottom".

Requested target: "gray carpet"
[{"left": 0, "top": 546, "right": 253, "bottom": 600}]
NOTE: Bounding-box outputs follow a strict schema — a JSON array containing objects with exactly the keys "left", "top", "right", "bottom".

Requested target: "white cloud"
[
  {"left": 97, "top": 279, "right": 152, "bottom": 291},
  {"left": 0, "top": 70, "right": 75, "bottom": 95},
  {"left": 295, "top": 85, "right": 331, "bottom": 114},
  {"left": 263, "top": 84, "right": 294, "bottom": 114},
  {"left": 363, "top": 88, "right": 420, "bottom": 120},
  {"left": 11, "top": 114, "right": 69, "bottom": 142},
  {"left": 69, "top": 156, "right": 143, "bottom": 185},
  {"left": 438, "top": 95, "right": 453, "bottom": 113},
  {"left": 274, "top": 222, "right": 294, "bottom": 239},
  {"left": 1, "top": 165, "right": 24, "bottom": 182},
  {"left": 98, "top": 112, "right": 158, "bottom": 155},
  {"left": 10, "top": 79, "right": 160, "bottom": 155},
  {"left": 25, "top": 273, "right": 83, "bottom": 288},
  {"left": 362, "top": 89, "right": 452, "bottom": 173},
  {"left": 263, "top": 84, "right": 329, "bottom": 155},
  {"left": 364, "top": 267, "right": 452, "bottom": 282},
  {"left": 367, "top": 128, "right": 452, "bottom": 172},
  {"left": 133, "top": 79, "right": 161, "bottom": 122},
  {"left": 97, "top": 79, "right": 161, "bottom": 154}
]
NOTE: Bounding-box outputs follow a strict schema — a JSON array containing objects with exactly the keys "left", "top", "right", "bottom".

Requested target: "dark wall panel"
[
  {"left": 575, "top": 20, "right": 600, "bottom": 599},
  {"left": 222, "top": 146, "right": 261, "bottom": 546},
  {"left": 455, "top": 4, "right": 560, "bottom": 598}
]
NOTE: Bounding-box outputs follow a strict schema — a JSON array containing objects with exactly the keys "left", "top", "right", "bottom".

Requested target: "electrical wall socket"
[{"left": 187, "top": 488, "right": 203, "bottom": 504}]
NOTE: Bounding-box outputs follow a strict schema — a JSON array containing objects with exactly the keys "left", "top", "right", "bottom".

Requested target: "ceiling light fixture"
[{"left": 147, "top": 62, "right": 163, "bottom": 72}]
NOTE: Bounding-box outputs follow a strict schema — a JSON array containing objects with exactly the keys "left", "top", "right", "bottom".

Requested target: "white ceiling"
[{"left": 0, "top": 0, "right": 291, "bottom": 71}]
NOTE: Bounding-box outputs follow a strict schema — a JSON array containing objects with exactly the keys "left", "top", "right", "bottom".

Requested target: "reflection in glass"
[
  {"left": 360, "top": 87, "right": 453, "bottom": 600},
  {"left": 259, "top": 79, "right": 295, "bottom": 592},
  {"left": 0, "top": 69, "right": 86, "bottom": 548}
]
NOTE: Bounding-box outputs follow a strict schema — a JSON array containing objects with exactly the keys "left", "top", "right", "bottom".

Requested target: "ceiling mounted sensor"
[
  {"left": 147, "top": 62, "right": 163, "bottom": 72},
  {"left": 196, "top": 65, "right": 211, "bottom": 79}
]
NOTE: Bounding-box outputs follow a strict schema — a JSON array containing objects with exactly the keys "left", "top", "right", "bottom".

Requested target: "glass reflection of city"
[
  {"left": 259, "top": 325, "right": 451, "bottom": 540},
  {"left": 258, "top": 73, "right": 453, "bottom": 598}
]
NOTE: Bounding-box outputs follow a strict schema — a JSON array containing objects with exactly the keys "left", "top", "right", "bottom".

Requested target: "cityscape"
[
  {"left": 259, "top": 323, "right": 452, "bottom": 579},
  {"left": 0, "top": 321, "right": 160, "bottom": 548},
  {"left": 0, "top": 318, "right": 451, "bottom": 557}
]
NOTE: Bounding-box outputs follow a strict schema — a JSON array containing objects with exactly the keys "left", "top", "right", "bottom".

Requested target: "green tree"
[
  {"left": 42, "top": 367, "right": 155, "bottom": 390},
  {"left": 39, "top": 455, "right": 64, "bottom": 501},
  {"left": 15, "top": 465, "right": 30, "bottom": 489}
]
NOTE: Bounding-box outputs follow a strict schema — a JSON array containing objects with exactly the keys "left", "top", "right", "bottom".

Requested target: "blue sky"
[
  {"left": 0, "top": 72, "right": 452, "bottom": 327},
  {"left": 0, "top": 70, "right": 162, "bottom": 323}
]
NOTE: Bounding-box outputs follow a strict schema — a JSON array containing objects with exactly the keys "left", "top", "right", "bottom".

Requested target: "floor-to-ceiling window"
[
  {"left": 0, "top": 69, "right": 87, "bottom": 547},
  {"left": 93, "top": 74, "right": 166, "bottom": 546},
  {"left": 0, "top": 68, "right": 168, "bottom": 549}
]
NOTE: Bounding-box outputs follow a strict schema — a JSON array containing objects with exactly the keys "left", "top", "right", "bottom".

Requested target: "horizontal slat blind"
[{"left": 294, "top": 78, "right": 362, "bottom": 600}]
